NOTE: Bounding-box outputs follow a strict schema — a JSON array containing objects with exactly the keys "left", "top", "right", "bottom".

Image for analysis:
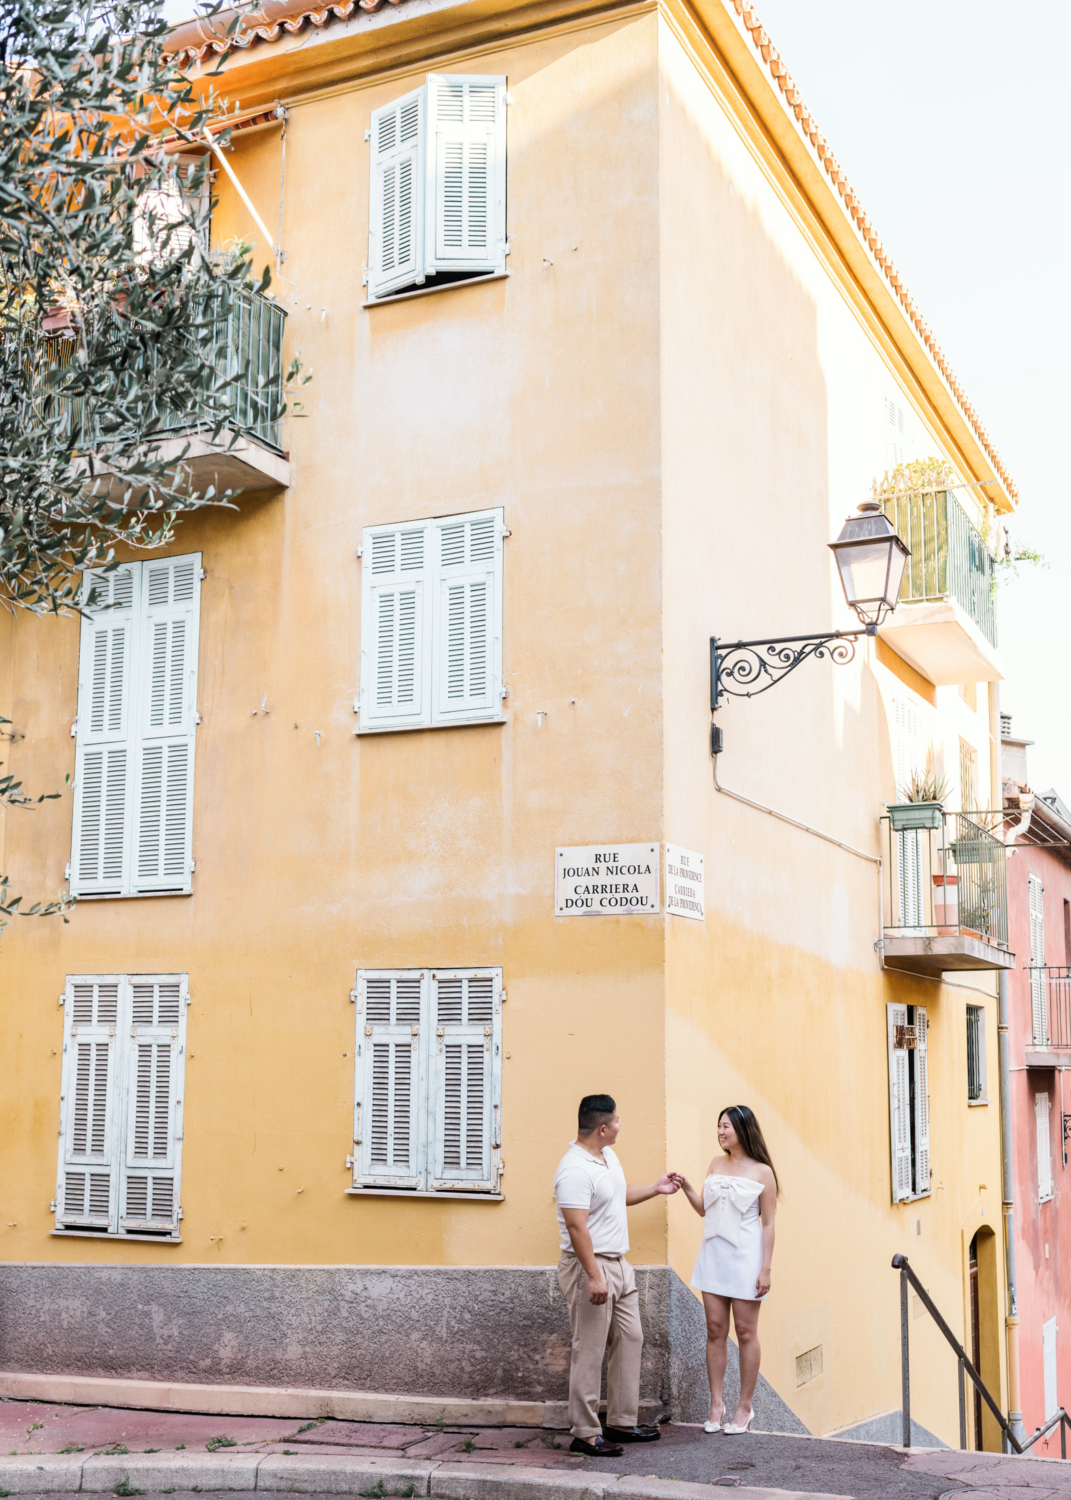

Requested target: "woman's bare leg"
[
  {"left": 730, "top": 1299, "right": 762, "bottom": 1424},
  {"left": 701, "top": 1293, "right": 732, "bottom": 1425}
]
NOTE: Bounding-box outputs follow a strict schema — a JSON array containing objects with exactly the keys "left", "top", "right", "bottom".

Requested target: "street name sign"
[
  {"left": 555, "top": 843, "right": 660, "bottom": 916},
  {"left": 665, "top": 844, "right": 705, "bottom": 921}
]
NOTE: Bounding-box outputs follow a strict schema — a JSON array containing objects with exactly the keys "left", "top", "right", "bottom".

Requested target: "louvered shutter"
[
  {"left": 1044, "top": 1318, "right": 1059, "bottom": 1420},
  {"left": 887, "top": 1003, "right": 912, "bottom": 1203},
  {"left": 354, "top": 971, "right": 428, "bottom": 1189},
  {"left": 425, "top": 75, "right": 506, "bottom": 276},
  {"left": 1037, "top": 1091, "right": 1054, "bottom": 1202},
  {"left": 359, "top": 523, "right": 431, "bottom": 731},
  {"left": 133, "top": 555, "right": 200, "bottom": 893},
  {"left": 913, "top": 1007, "right": 930, "bottom": 1196},
  {"left": 1030, "top": 875, "right": 1048, "bottom": 1047},
  {"left": 71, "top": 568, "right": 138, "bottom": 896},
  {"left": 433, "top": 509, "right": 503, "bottom": 724},
  {"left": 119, "top": 976, "right": 186, "bottom": 1234},
  {"left": 427, "top": 969, "right": 501, "bottom": 1193},
  {"left": 133, "top": 162, "right": 209, "bottom": 268},
  {"left": 368, "top": 88, "right": 425, "bottom": 299},
  {"left": 56, "top": 977, "right": 122, "bottom": 1230}
]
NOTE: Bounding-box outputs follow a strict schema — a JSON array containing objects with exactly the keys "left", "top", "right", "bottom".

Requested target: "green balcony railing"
[
  {"left": 881, "top": 490, "right": 997, "bottom": 648},
  {"left": 882, "top": 809, "right": 1009, "bottom": 949}
]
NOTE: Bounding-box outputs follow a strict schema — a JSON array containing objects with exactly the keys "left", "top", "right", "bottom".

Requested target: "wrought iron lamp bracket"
[{"left": 710, "top": 624, "right": 875, "bottom": 713}]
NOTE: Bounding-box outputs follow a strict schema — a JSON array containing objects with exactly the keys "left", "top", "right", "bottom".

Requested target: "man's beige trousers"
[{"left": 557, "top": 1252, "right": 643, "bottom": 1441}]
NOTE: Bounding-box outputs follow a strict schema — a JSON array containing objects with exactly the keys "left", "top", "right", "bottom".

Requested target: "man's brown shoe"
[
  {"left": 570, "top": 1436, "right": 625, "bottom": 1457},
  {"left": 603, "top": 1425, "right": 662, "bottom": 1443}
]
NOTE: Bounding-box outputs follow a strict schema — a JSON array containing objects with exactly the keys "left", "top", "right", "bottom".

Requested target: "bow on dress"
[{"left": 701, "top": 1174, "right": 765, "bottom": 1246}]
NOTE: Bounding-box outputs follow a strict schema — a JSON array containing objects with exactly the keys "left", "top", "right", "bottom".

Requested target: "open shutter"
[
  {"left": 913, "top": 1007, "right": 930, "bottom": 1197},
  {"left": 887, "top": 1003, "right": 912, "bottom": 1203},
  {"left": 1037, "top": 1091, "right": 1054, "bottom": 1202},
  {"left": 368, "top": 88, "right": 425, "bottom": 299},
  {"left": 425, "top": 75, "right": 506, "bottom": 276},
  {"left": 427, "top": 969, "right": 501, "bottom": 1193},
  {"left": 133, "top": 555, "right": 200, "bottom": 893},
  {"left": 56, "top": 977, "right": 122, "bottom": 1230},
  {"left": 119, "top": 976, "right": 185, "bottom": 1235},
  {"left": 433, "top": 509, "right": 503, "bottom": 724},
  {"left": 359, "top": 524, "right": 431, "bottom": 731},
  {"left": 1030, "top": 875, "right": 1048, "bottom": 1047},
  {"left": 71, "top": 568, "right": 138, "bottom": 895},
  {"left": 1044, "top": 1319, "right": 1059, "bottom": 1420},
  {"left": 354, "top": 971, "right": 428, "bottom": 1189}
]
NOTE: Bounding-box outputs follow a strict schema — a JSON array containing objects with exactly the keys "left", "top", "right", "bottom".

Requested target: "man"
[{"left": 554, "top": 1093, "right": 680, "bottom": 1457}]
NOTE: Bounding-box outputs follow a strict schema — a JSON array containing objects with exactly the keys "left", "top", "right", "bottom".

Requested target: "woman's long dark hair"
[{"left": 719, "top": 1105, "right": 780, "bottom": 1196}]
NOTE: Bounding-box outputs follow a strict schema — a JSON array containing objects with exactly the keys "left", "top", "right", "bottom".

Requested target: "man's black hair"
[{"left": 578, "top": 1094, "right": 617, "bottom": 1134}]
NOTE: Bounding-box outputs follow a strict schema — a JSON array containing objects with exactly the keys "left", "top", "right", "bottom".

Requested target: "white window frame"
[
  {"left": 70, "top": 556, "right": 201, "bottom": 898},
  {"left": 366, "top": 74, "right": 507, "bottom": 302},
  {"left": 54, "top": 974, "right": 188, "bottom": 1241},
  {"left": 888, "top": 1002, "right": 931, "bottom": 1203},
  {"left": 1037, "top": 1090, "right": 1054, "bottom": 1204},
  {"left": 348, "top": 967, "right": 503, "bottom": 1199},
  {"left": 1030, "top": 874, "right": 1048, "bottom": 1048},
  {"left": 966, "top": 1003, "right": 988, "bottom": 1105},
  {"left": 1044, "top": 1317, "right": 1059, "bottom": 1421},
  {"left": 357, "top": 509, "right": 505, "bottom": 734}
]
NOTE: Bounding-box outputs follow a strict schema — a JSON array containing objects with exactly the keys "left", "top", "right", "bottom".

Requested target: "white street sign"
[
  {"left": 555, "top": 844, "right": 660, "bottom": 917},
  {"left": 665, "top": 844, "right": 705, "bottom": 921}
]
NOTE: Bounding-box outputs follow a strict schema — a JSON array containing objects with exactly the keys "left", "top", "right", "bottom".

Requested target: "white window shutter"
[
  {"left": 887, "top": 1003, "right": 912, "bottom": 1203},
  {"left": 119, "top": 976, "right": 187, "bottom": 1234},
  {"left": 425, "top": 75, "right": 506, "bottom": 276},
  {"left": 55, "top": 977, "right": 122, "bottom": 1231},
  {"left": 914, "top": 1007, "right": 930, "bottom": 1196},
  {"left": 71, "top": 568, "right": 139, "bottom": 896},
  {"left": 133, "top": 161, "right": 209, "bottom": 268},
  {"left": 133, "top": 555, "right": 201, "bottom": 893},
  {"left": 1030, "top": 875, "right": 1048, "bottom": 1047},
  {"left": 354, "top": 971, "right": 428, "bottom": 1189},
  {"left": 368, "top": 88, "right": 426, "bottom": 299},
  {"left": 359, "top": 523, "right": 431, "bottom": 731},
  {"left": 427, "top": 969, "right": 502, "bottom": 1193},
  {"left": 1037, "top": 1091, "right": 1054, "bottom": 1203},
  {"left": 1044, "top": 1318, "right": 1059, "bottom": 1420},
  {"left": 432, "top": 509, "right": 503, "bottom": 724}
]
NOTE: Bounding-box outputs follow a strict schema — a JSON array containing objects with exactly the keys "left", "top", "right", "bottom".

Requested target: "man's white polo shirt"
[{"left": 554, "top": 1141, "right": 629, "bottom": 1256}]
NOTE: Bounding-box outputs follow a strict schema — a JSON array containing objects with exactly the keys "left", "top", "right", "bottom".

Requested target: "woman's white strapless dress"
[{"left": 690, "top": 1173, "right": 767, "bottom": 1302}]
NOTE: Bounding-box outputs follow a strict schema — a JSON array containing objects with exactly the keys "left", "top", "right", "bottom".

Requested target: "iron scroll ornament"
[{"left": 710, "top": 624, "right": 875, "bottom": 711}]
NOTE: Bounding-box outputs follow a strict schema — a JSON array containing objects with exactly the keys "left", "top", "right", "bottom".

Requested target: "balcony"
[
  {"left": 39, "top": 288, "right": 289, "bottom": 496},
  {"left": 882, "top": 807, "right": 1014, "bottom": 976},
  {"left": 1025, "top": 967, "right": 1071, "bottom": 1067},
  {"left": 877, "top": 490, "right": 1003, "bottom": 685}
]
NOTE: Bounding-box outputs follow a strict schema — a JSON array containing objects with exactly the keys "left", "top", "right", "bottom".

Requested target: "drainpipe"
[{"left": 999, "top": 966, "right": 1025, "bottom": 1446}]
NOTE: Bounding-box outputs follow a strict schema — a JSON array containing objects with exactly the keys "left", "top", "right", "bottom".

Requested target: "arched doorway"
[{"left": 969, "top": 1227, "right": 1002, "bottom": 1450}]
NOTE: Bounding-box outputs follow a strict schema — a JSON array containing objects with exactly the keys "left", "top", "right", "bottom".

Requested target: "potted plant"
[{"left": 888, "top": 770, "right": 950, "bottom": 832}]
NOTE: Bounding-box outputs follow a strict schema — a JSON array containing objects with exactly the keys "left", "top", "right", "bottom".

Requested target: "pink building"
[{"left": 1003, "top": 717, "right": 1071, "bottom": 1443}]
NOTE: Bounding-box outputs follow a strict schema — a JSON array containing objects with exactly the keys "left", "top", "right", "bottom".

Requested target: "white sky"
[{"left": 755, "top": 0, "right": 1071, "bottom": 797}]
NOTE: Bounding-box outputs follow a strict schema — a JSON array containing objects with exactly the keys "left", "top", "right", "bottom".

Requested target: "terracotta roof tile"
[{"left": 164, "top": 0, "right": 410, "bottom": 66}]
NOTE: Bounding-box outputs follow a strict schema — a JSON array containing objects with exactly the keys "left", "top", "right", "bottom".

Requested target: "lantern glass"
[{"left": 829, "top": 504, "right": 911, "bottom": 627}]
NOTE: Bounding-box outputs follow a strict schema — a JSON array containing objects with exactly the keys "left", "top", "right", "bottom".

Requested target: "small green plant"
[
  {"left": 104, "top": 1446, "right": 130, "bottom": 1456},
  {"left": 143, "top": 1448, "right": 161, "bottom": 1454},
  {"left": 282, "top": 1451, "right": 298, "bottom": 1456},
  {"left": 357, "top": 1486, "right": 414, "bottom": 1499},
  {"left": 541, "top": 1434, "right": 562, "bottom": 1450},
  {"left": 513, "top": 1440, "right": 528, "bottom": 1448},
  {"left": 0, "top": 1487, "right": 10, "bottom": 1497},
  {"left": 176, "top": 1443, "right": 186, "bottom": 1451},
  {"left": 59, "top": 1445, "right": 84, "bottom": 1454},
  {"left": 903, "top": 769, "right": 951, "bottom": 805},
  {"left": 161, "top": 1489, "right": 176, "bottom": 1494},
  {"left": 435, "top": 1416, "right": 445, "bottom": 1432},
  {"left": 30, "top": 1423, "right": 43, "bottom": 1432},
  {"left": 205, "top": 1437, "right": 237, "bottom": 1452},
  {"left": 461, "top": 1439, "right": 477, "bottom": 1454},
  {"left": 191, "top": 1487, "right": 203, "bottom": 1494},
  {"left": 296, "top": 1422, "right": 319, "bottom": 1434},
  {"left": 114, "top": 1481, "right": 142, "bottom": 1498}
]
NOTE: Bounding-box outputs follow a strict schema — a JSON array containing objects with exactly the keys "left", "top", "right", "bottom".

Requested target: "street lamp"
[{"left": 710, "top": 500, "right": 910, "bottom": 744}]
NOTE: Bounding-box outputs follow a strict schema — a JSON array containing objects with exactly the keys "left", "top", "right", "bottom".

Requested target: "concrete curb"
[{"left": 0, "top": 1450, "right": 850, "bottom": 1499}]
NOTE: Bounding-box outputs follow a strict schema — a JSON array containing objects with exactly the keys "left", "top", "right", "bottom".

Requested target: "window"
[
  {"left": 959, "top": 737, "right": 979, "bottom": 813},
  {"left": 70, "top": 556, "right": 201, "bottom": 897},
  {"left": 358, "top": 510, "right": 504, "bottom": 733},
  {"left": 892, "top": 698, "right": 925, "bottom": 930},
  {"left": 887, "top": 1003, "right": 930, "bottom": 1202},
  {"left": 958, "top": 682, "right": 978, "bottom": 712},
  {"left": 966, "top": 1004, "right": 986, "bottom": 1103},
  {"left": 55, "top": 975, "right": 187, "bottom": 1239},
  {"left": 1030, "top": 874, "right": 1048, "bottom": 1048},
  {"left": 133, "top": 158, "right": 209, "bottom": 268},
  {"left": 350, "top": 968, "right": 502, "bottom": 1197},
  {"left": 367, "top": 75, "right": 507, "bottom": 301},
  {"left": 1044, "top": 1318, "right": 1059, "bottom": 1421},
  {"left": 1037, "top": 1090, "right": 1054, "bottom": 1203}
]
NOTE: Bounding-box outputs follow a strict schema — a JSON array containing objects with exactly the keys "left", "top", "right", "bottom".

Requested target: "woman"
[{"left": 676, "top": 1105, "right": 778, "bottom": 1435}]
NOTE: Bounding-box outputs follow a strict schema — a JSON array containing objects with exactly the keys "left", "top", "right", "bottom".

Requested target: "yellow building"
[{"left": 0, "top": 0, "right": 1020, "bottom": 1447}]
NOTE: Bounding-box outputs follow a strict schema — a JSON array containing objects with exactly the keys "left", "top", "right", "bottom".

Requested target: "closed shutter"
[
  {"left": 433, "top": 510, "right": 502, "bottom": 723},
  {"left": 893, "top": 699, "right": 925, "bottom": 930},
  {"left": 1044, "top": 1318, "right": 1059, "bottom": 1420},
  {"left": 887, "top": 1003, "right": 913, "bottom": 1203},
  {"left": 893, "top": 697, "right": 921, "bottom": 799},
  {"left": 71, "top": 568, "right": 138, "bottom": 895},
  {"left": 1037, "top": 1091, "right": 1054, "bottom": 1202},
  {"left": 425, "top": 75, "right": 506, "bottom": 275},
  {"left": 913, "top": 1007, "right": 930, "bottom": 1196},
  {"left": 354, "top": 971, "right": 428, "bottom": 1189},
  {"left": 368, "top": 88, "right": 425, "bottom": 299},
  {"left": 359, "top": 524, "right": 430, "bottom": 731},
  {"left": 1030, "top": 875, "right": 1048, "bottom": 1047},
  {"left": 427, "top": 969, "right": 501, "bottom": 1192},
  {"left": 133, "top": 555, "right": 200, "bottom": 893},
  {"left": 56, "top": 978, "right": 122, "bottom": 1229},
  {"left": 887, "top": 393, "right": 908, "bottom": 469},
  {"left": 133, "top": 163, "right": 209, "bottom": 267},
  {"left": 119, "top": 976, "right": 186, "bottom": 1233}
]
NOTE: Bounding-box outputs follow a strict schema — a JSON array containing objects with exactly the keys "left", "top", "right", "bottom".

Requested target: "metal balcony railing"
[
  {"left": 1026, "top": 966, "right": 1071, "bottom": 1050},
  {"left": 881, "top": 490, "right": 997, "bottom": 647},
  {"left": 34, "top": 288, "right": 287, "bottom": 454},
  {"left": 882, "top": 808, "right": 1009, "bottom": 949}
]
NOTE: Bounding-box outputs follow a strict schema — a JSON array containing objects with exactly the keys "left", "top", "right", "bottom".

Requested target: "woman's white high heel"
[
  {"left": 723, "top": 1410, "right": 754, "bottom": 1435},
  {"left": 703, "top": 1417, "right": 722, "bottom": 1433}
]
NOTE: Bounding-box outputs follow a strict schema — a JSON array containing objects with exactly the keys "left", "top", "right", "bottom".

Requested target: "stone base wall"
[{"left": 0, "top": 1264, "right": 805, "bottom": 1431}]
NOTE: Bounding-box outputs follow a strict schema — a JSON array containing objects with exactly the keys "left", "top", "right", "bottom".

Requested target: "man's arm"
[
  {"left": 626, "top": 1174, "right": 680, "bottom": 1205},
  {"left": 560, "top": 1207, "right": 609, "bottom": 1304}
]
